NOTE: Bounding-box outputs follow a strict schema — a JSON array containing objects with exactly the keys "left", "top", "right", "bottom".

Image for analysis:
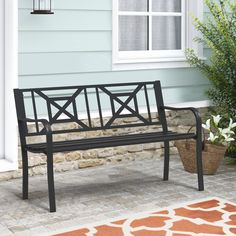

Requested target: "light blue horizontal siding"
[
  {"left": 19, "top": 67, "right": 209, "bottom": 105},
  {"left": 19, "top": 52, "right": 112, "bottom": 75},
  {"left": 19, "top": 49, "right": 211, "bottom": 76},
  {"left": 19, "top": 68, "right": 207, "bottom": 89},
  {"left": 19, "top": 0, "right": 112, "bottom": 11},
  {"left": 19, "top": 9, "right": 111, "bottom": 31},
  {"left": 162, "top": 84, "right": 209, "bottom": 104},
  {"left": 19, "top": 1, "right": 210, "bottom": 109},
  {"left": 19, "top": 31, "right": 111, "bottom": 53},
  {"left": 19, "top": 30, "right": 209, "bottom": 53}
]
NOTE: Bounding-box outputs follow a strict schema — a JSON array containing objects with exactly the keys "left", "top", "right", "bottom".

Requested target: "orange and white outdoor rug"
[{"left": 53, "top": 198, "right": 236, "bottom": 236}]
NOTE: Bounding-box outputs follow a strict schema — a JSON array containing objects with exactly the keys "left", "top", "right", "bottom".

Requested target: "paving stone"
[
  {"left": 8, "top": 225, "right": 28, "bottom": 233},
  {"left": 0, "top": 156, "right": 236, "bottom": 235},
  {"left": 0, "top": 224, "right": 13, "bottom": 236}
]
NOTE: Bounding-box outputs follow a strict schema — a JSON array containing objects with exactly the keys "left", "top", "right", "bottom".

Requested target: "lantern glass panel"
[
  {"left": 32, "top": 0, "right": 53, "bottom": 14},
  {"left": 35, "top": 0, "right": 50, "bottom": 10}
]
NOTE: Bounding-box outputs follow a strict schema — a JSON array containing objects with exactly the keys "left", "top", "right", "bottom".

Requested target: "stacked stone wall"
[{"left": 0, "top": 108, "right": 208, "bottom": 181}]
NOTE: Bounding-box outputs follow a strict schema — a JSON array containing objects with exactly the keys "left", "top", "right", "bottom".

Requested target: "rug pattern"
[{"left": 55, "top": 198, "right": 236, "bottom": 236}]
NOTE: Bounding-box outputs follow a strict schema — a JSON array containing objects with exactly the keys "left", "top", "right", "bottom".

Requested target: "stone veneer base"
[{"left": 0, "top": 108, "right": 208, "bottom": 181}]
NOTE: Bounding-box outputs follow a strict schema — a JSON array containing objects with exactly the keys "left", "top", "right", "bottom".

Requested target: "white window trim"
[
  {"left": 112, "top": 0, "right": 203, "bottom": 71},
  {"left": 0, "top": 0, "right": 18, "bottom": 172}
]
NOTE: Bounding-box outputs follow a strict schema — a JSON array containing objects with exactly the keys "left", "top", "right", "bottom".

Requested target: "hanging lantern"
[{"left": 31, "top": 0, "right": 54, "bottom": 14}]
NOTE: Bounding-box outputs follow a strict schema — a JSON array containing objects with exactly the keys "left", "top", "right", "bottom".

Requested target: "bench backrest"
[{"left": 14, "top": 81, "right": 168, "bottom": 137}]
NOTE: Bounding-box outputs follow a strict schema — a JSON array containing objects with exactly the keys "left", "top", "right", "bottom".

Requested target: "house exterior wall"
[
  {"left": 0, "top": 0, "right": 4, "bottom": 158},
  {"left": 18, "top": 0, "right": 209, "bottom": 105},
  {"left": 0, "top": 0, "right": 211, "bottom": 179}
]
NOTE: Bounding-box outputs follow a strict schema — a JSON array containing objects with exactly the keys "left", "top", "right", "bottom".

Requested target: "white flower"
[
  {"left": 202, "top": 115, "right": 236, "bottom": 145},
  {"left": 207, "top": 132, "right": 218, "bottom": 143},
  {"left": 229, "top": 118, "right": 236, "bottom": 129},
  {"left": 218, "top": 128, "right": 234, "bottom": 135},
  {"left": 202, "top": 119, "right": 211, "bottom": 131},
  {"left": 222, "top": 134, "right": 235, "bottom": 143},
  {"left": 212, "top": 115, "right": 222, "bottom": 126}
]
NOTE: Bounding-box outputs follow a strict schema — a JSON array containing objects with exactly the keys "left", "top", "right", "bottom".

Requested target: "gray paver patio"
[{"left": 0, "top": 155, "right": 236, "bottom": 235}]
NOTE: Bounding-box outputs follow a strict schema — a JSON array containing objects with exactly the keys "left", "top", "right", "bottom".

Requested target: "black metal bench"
[{"left": 14, "top": 81, "right": 204, "bottom": 212}]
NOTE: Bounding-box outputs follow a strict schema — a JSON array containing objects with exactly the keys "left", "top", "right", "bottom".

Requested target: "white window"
[{"left": 112, "top": 0, "right": 203, "bottom": 70}]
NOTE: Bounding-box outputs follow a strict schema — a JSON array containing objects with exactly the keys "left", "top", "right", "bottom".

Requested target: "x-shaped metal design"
[
  {"left": 35, "top": 88, "right": 88, "bottom": 133},
  {"left": 100, "top": 85, "right": 150, "bottom": 128}
]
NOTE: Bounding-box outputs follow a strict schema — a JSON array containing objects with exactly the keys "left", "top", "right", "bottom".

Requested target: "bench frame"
[{"left": 14, "top": 81, "right": 204, "bottom": 212}]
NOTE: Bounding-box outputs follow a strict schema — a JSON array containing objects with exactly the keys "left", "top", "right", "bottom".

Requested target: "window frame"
[{"left": 112, "top": 0, "right": 204, "bottom": 70}]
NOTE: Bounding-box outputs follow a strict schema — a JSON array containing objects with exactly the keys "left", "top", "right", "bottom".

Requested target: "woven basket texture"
[{"left": 175, "top": 140, "right": 227, "bottom": 175}]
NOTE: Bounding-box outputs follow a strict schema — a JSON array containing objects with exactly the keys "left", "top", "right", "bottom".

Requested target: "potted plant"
[
  {"left": 175, "top": 115, "right": 236, "bottom": 175},
  {"left": 185, "top": 0, "right": 236, "bottom": 156}
]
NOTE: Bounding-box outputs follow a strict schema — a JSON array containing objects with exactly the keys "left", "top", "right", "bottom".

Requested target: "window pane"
[
  {"left": 153, "top": 0, "right": 181, "bottom": 12},
  {"left": 119, "top": 16, "right": 148, "bottom": 51},
  {"left": 119, "top": 0, "right": 148, "bottom": 12},
  {"left": 152, "top": 16, "right": 181, "bottom": 50}
]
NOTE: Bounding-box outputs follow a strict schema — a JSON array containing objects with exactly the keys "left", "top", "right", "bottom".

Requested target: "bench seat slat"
[{"left": 25, "top": 131, "right": 196, "bottom": 153}]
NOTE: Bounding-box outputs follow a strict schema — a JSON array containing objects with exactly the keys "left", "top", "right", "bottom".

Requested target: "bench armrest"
[
  {"left": 161, "top": 106, "right": 202, "bottom": 137},
  {"left": 19, "top": 118, "right": 53, "bottom": 153},
  {"left": 19, "top": 118, "right": 52, "bottom": 135}
]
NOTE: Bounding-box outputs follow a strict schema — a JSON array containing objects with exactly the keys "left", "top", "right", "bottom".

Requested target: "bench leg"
[
  {"left": 196, "top": 139, "right": 204, "bottom": 191},
  {"left": 163, "top": 141, "right": 170, "bottom": 181},
  {"left": 21, "top": 149, "right": 29, "bottom": 200},
  {"left": 47, "top": 152, "right": 56, "bottom": 212}
]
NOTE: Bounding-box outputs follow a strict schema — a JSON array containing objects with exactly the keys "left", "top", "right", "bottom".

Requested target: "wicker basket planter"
[{"left": 175, "top": 140, "right": 227, "bottom": 175}]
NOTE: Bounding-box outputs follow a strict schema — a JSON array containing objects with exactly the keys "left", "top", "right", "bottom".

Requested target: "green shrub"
[
  {"left": 186, "top": 0, "right": 236, "bottom": 116},
  {"left": 186, "top": 0, "right": 236, "bottom": 155}
]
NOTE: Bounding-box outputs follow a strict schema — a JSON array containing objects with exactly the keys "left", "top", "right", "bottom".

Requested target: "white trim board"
[
  {"left": 0, "top": 159, "right": 18, "bottom": 172},
  {"left": 0, "top": 0, "right": 4, "bottom": 160},
  {"left": 166, "top": 100, "right": 210, "bottom": 109},
  {"left": 1, "top": 0, "right": 18, "bottom": 172}
]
